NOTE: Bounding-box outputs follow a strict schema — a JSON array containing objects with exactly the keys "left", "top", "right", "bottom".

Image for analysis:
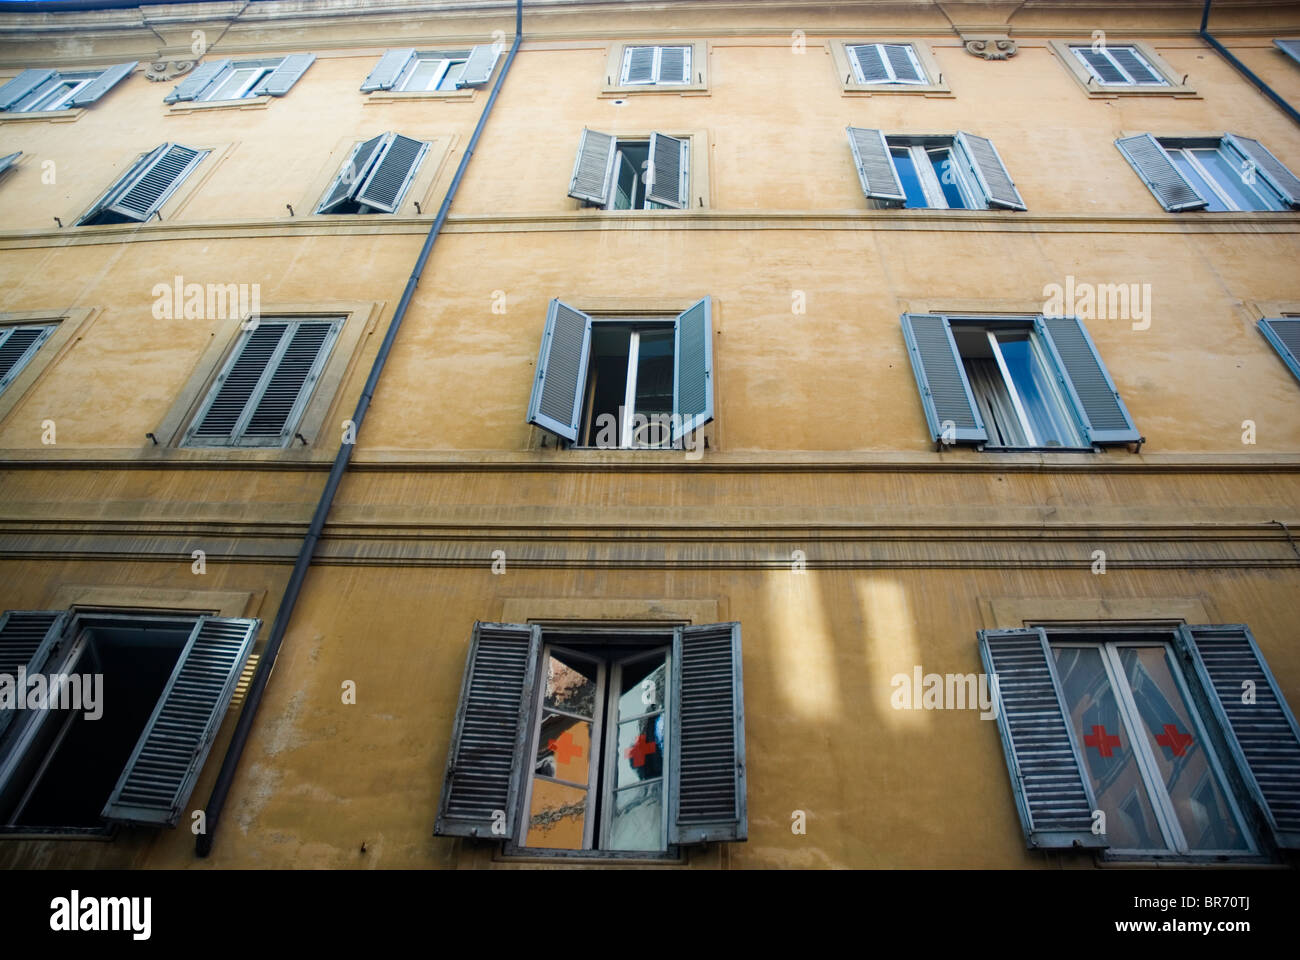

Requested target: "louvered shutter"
[
  {"left": 1110, "top": 47, "right": 1162, "bottom": 84},
  {"left": 361, "top": 48, "right": 416, "bottom": 92},
  {"left": 434, "top": 622, "right": 541, "bottom": 839},
  {"left": 979, "top": 628, "right": 1107, "bottom": 850},
  {"left": 670, "top": 622, "right": 746, "bottom": 844},
  {"left": 884, "top": 44, "right": 922, "bottom": 82},
  {"left": 658, "top": 45, "right": 689, "bottom": 83},
  {"left": 67, "top": 61, "right": 137, "bottom": 107},
  {"left": 1223, "top": 134, "right": 1300, "bottom": 208},
  {"left": 317, "top": 134, "right": 387, "bottom": 213},
  {"left": 103, "top": 144, "right": 204, "bottom": 222},
  {"left": 1259, "top": 317, "right": 1300, "bottom": 384},
  {"left": 187, "top": 323, "right": 290, "bottom": 445},
  {"left": 101, "top": 616, "right": 259, "bottom": 827},
  {"left": 568, "top": 128, "right": 616, "bottom": 205},
  {"left": 0, "top": 611, "right": 68, "bottom": 743},
  {"left": 526, "top": 299, "right": 592, "bottom": 443},
  {"left": 164, "top": 59, "right": 231, "bottom": 103},
  {"left": 0, "top": 324, "right": 55, "bottom": 393},
  {"left": 457, "top": 43, "right": 501, "bottom": 86},
  {"left": 849, "top": 44, "right": 889, "bottom": 83},
  {"left": 355, "top": 134, "right": 428, "bottom": 213},
  {"left": 955, "top": 131, "right": 1026, "bottom": 210},
  {"left": 0, "top": 69, "right": 56, "bottom": 110},
  {"left": 0, "top": 151, "right": 18, "bottom": 176},
  {"left": 1178, "top": 624, "right": 1300, "bottom": 849},
  {"left": 846, "top": 126, "right": 906, "bottom": 202},
  {"left": 900, "top": 313, "right": 986, "bottom": 444},
  {"left": 1276, "top": 39, "right": 1300, "bottom": 67},
  {"left": 646, "top": 132, "right": 688, "bottom": 208},
  {"left": 673, "top": 297, "right": 713, "bottom": 441},
  {"left": 1115, "top": 134, "right": 1207, "bottom": 211},
  {"left": 240, "top": 320, "right": 339, "bottom": 444},
  {"left": 622, "top": 46, "right": 656, "bottom": 84},
  {"left": 1037, "top": 315, "right": 1139, "bottom": 444},
  {"left": 249, "top": 53, "right": 315, "bottom": 96},
  {"left": 1074, "top": 47, "right": 1126, "bottom": 84}
]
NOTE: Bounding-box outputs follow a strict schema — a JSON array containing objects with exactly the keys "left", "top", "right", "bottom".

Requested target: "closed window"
[
  {"left": 568, "top": 129, "right": 690, "bottom": 210},
  {"left": 0, "top": 324, "right": 55, "bottom": 397},
  {"left": 360, "top": 45, "right": 501, "bottom": 93},
  {"left": 76, "top": 143, "right": 208, "bottom": 226},
  {"left": 620, "top": 45, "right": 691, "bottom": 85},
  {"left": 847, "top": 43, "right": 927, "bottom": 84},
  {"left": 316, "top": 133, "right": 430, "bottom": 214},
  {"left": 0, "top": 62, "right": 136, "bottom": 112},
  {"left": 847, "top": 128, "right": 1026, "bottom": 210},
  {"left": 164, "top": 55, "right": 315, "bottom": 104},
  {"left": 1071, "top": 44, "right": 1167, "bottom": 86},
  {"left": 1116, "top": 134, "right": 1300, "bottom": 212}
]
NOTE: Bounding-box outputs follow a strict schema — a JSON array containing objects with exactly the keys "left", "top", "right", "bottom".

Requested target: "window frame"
[
  {"left": 1159, "top": 137, "right": 1288, "bottom": 212},
  {"left": 197, "top": 64, "right": 273, "bottom": 102},
  {"left": 575, "top": 317, "right": 681, "bottom": 450},
  {"left": 831, "top": 39, "right": 951, "bottom": 96},
  {"left": 10, "top": 74, "right": 95, "bottom": 113},
  {"left": 0, "top": 323, "right": 57, "bottom": 397},
  {"left": 882, "top": 135, "right": 998, "bottom": 211},
  {"left": 1070, "top": 44, "right": 1167, "bottom": 87},
  {"left": 601, "top": 41, "right": 708, "bottom": 96},
  {"left": 848, "top": 43, "right": 926, "bottom": 85},
  {"left": 620, "top": 44, "right": 691, "bottom": 86},
  {"left": 394, "top": 55, "right": 467, "bottom": 93},
  {"left": 1050, "top": 39, "right": 1196, "bottom": 97}
]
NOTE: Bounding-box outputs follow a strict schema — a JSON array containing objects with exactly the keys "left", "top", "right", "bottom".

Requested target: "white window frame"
[
  {"left": 600, "top": 137, "right": 688, "bottom": 211},
  {"left": 10, "top": 74, "right": 95, "bottom": 112},
  {"left": 1070, "top": 45, "right": 1168, "bottom": 87},
  {"left": 620, "top": 45, "right": 691, "bottom": 86},
  {"left": 577, "top": 318, "right": 681, "bottom": 450},
  {"left": 197, "top": 64, "right": 273, "bottom": 102},
  {"left": 1162, "top": 140, "right": 1288, "bottom": 212},
  {"left": 395, "top": 55, "right": 468, "bottom": 93},
  {"left": 0, "top": 323, "right": 56, "bottom": 395},
  {"left": 848, "top": 43, "right": 926, "bottom": 85},
  {"left": 888, "top": 141, "right": 979, "bottom": 209}
]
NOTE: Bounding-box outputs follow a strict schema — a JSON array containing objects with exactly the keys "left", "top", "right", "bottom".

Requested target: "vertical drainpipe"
[
  {"left": 1199, "top": 0, "right": 1300, "bottom": 127},
  {"left": 196, "top": 0, "right": 526, "bottom": 857}
]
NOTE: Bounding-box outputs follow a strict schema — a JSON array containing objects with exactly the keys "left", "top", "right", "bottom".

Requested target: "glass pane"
[
  {"left": 524, "top": 778, "right": 587, "bottom": 849},
  {"left": 534, "top": 714, "right": 592, "bottom": 785},
  {"left": 1118, "top": 647, "right": 1251, "bottom": 852},
  {"left": 1168, "top": 151, "right": 1228, "bottom": 211},
  {"left": 612, "top": 152, "right": 637, "bottom": 210},
  {"left": 542, "top": 651, "right": 597, "bottom": 717},
  {"left": 403, "top": 59, "right": 444, "bottom": 91},
  {"left": 891, "top": 148, "right": 928, "bottom": 208},
  {"left": 995, "top": 331, "right": 1084, "bottom": 448},
  {"left": 207, "top": 67, "right": 259, "bottom": 101},
  {"left": 1193, "top": 148, "right": 1285, "bottom": 211},
  {"left": 616, "top": 714, "right": 665, "bottom": 788},
  {"left": 607, "top": 782, "right": 664, "bottom": 851},
  {"left": 928, "top": 149, "right": 970, "bottom": 209},
  {"left": 1053, "top": 646, "right": 1170, "bottom": 851},
  {"left": 617, "top": 655, "right": 667, "bottom": 720},
  {"left": 437, "top": 61, "right": 466, "bottom": 91},
  {"left": 963, "top": 356, "right": 1029, "bottom": 447},
  {"left": 631, "top": 328, "right": 674, "bottom": 448}
]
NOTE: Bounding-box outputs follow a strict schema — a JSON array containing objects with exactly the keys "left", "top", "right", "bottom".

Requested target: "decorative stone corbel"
[
  {"left": 961, "top": 34, "right": 1017, "bottom": 60},
  {"left": 145, "top": 60, "right": 196, "bottom": 82}
]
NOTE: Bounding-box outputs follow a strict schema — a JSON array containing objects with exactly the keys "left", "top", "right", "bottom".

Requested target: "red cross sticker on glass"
[
  {"left": 1083, "top": 724, "right": 1121, "bottom": 757},
  {"left": 1154, "top": 724, "right": 1193, "bottom": 757},
  {"left": 626, "top": 734, "right": 657, "bottom": 768},
  {"left": 547, "top": 729, "right": 583, "bottom": 765}
]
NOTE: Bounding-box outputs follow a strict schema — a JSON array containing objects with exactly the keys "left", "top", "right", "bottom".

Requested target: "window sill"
[
  {"left": 499, "top": 842, "right": 684, "bottom": 864},
  {"left": 365, "top": 88, "right": 475, "bottom": 103},
  {"left": 841, "top": 85, "right": 952, "bottom": 97},
  {"left": 1095, "top": 852, "right": 1278, "bottom": 868},
  {"left": 1077, "top": 86, "right": 1200, "bottom": 99},
  {"left": 598, "top": 85, "right": 709, "bottom": 98},
  {"left": 0, "top": 824, "right": 117, "bottom": 841},
  {"left": 167, "top": 95, "right": 272, "bottom": 114},
  {"left": 0, "top": 107, "right": 84, "bottom": 124}
]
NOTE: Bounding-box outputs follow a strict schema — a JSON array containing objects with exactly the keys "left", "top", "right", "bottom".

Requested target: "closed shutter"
[
  {"left": 434, "top": 622, "right": 541, "bottom": 839},
  {"left": 646, "top": 132, "right": 688, "bottom": 208},
  {"left": 0, "top": 611, "right": 68, "bottom": 743},
  {"left": 658, "top": 45, "right": 690, "bottom": 83},
  {"left": 526, "top": 300, "right": 592, "bottom": 443},
  {"left": 101, "top": 616, "right": 259, "bottom": 827},
  {"left": 1037, "top": 315, "right": 1140, "bottom": 444},
  {"left": 1115, "top": 134, "right": 1207, "bottom": 211},
  {"left": 848, "top": 44, "right": 888, "bottom": 83},
  {"left": 67, "top": 61, "right": 137, "bottom": 107},
  {"left": 1178, "top": 624, "right": 1300, "bottom": 849},
  {"left": 240, "top": 321, "right": 340, "bottom": 444},
  {"left": 317, "top": 134, "right": 387, "bottom": 213},
  {"left": 1073, "top": 47, "right": 1126, "bottom": 84},
  {"left": 0, "top": 324, "right": 55, "bottom": 394},
  {"left": 1109, "top": 47, "right": 1163, "bottom": 84},
  {"left": 0, "top": 69, "right": 56, "bottom": 110},
  {"left": 979, "top": 628, "right": 1107, "bottom": 850},
  {"left": 457, "top": 43, "right": 501, "bottom": 86},
  {"left": 670, "top": 622, "right": 746, "bottom": 844},
  {"left": 164, "top": 59, "right": 231, "bottom": 103},
  {"left": 846, "top": 126, "right": 906, "bottom": 202},
  {"left": 622, "top": 46, "right": 656, "bottom": 84},
  {"left": 568, "top": 128, "right": 616, "bottom": 205},
  {"left": 1276, "top": 39, "right": 1300, "bottom": 67},
  {"left": 102, "top": 144, "right": 205, "bottom": 222},
  {"left": 0, "top": 151, "right": 18, "bottom": 177},
  {"left": 355, "top": 134, "right": 428, "bottom": 212},
  {"left": 249, "top": 53, "right": 315, "bottom": 96},
  {"left": 361, "top": 48, "right": 416, "bottom": 91},
  {"left": 955, "top": 131, "right": 1026, "bottom": 210},
  {"left": 900, "top": 313, "right": 986, "bottom": 444},
  {"left": 1223, "top": 134, "right": 1300, "bottom": 208},
  {"left": 673, "top": 297, "right": 713, "bottom": 441},
  {"left": 884, "top": 44, "right": 923, "bottom": 82},
  {"left": 1258, "top": 317, "right": 1300, "bottom": 384}
]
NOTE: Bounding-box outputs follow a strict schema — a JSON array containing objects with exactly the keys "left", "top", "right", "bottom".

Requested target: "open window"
[
  {"left": 360, "top": 45, "right": 501, "bottom": 93},
  {"left": 568, "top": 128, "right": 689, "bottom": 210},
  {"left": 847, "top": 128, "right": 1025, "bottom": 210},
  {"left": 75, "top": 143, "right": 208, "bottom": 225},
  {"left": 164, "top": 55, "right": 315, "bottom": 103},
  {"left": 0, "top": 62, "right": 136, "bottom": 113},
  {"left": 316, "top": 133, "right": 430, "bottom": 214},
  {"left": 1116, "top": 134, "right": 1300, "bottom": 211}
]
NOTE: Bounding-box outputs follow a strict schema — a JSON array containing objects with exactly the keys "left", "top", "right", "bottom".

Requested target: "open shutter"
[
  {"left": 848, "top": 44, "right": 889, "bottom": 83},
  {"left": 622, "top": 46, "right": 656, "bottom": 84},
  {"left": 249, "top": 53, "right": 315, "bottom": 96},
  {"left": 646, "top": 132, "right": 688, "bottom": 208},
  {"left": 1037, "top": 315, "right": 1140, "bottom": 444},
  {"left": 884, "top": 44, "right": 922, "bottom": 82},
  {"left": 1178, "top": 624, "right": 1300, "bottom": 849},
  {"left": 361, "top": 48, "right": 416, "bottom": 92},
  {"left": 434, "top": 622, "right": 541, "bottom": 839},
  {"left": 0, "top": 611, "right": 68, "bottom": 743},
  {"left": 355, "top": 134, "right": 428, "bottom": 213},
  {"left": 658, "top": 45, "right": 690, "bottom": 83},
  {"left": 673, "top": 297, "right": 713, "bottom": 441},
  {"left": 75, "top": 144, "right": 166, "bottom": 225},
  {"left": 317, "top": 133, "right": 387, "bottom": 213},
  {"left": 900, "top": 313, "right": 986, "bottom": 444},
  {"left": 103, "top": 144, "right": 204, "bottom": 221},
  {"left": 1115, "top": 134, "right": 1207, "bottom": 211},
  {"left": 164, "top": 59, "right": 230, "bottom": 103},
  {"left": 526, "top": 299, "right": 591, "bottom": 443},
  {"left": 846, "top": 126, "right": 905, "bottom": 202},
  {"left": 101, "top": 616, "right": 259, "bottom": 827},
  {"left": 955, "top": 131, "right": 1026, "bottom": 210},
  {"left": 1276, "top": 39, "right": 1300, "bottom": 67},
  {"left": 67, "top": 61, "right": 137, "bottom": 107},
  {"left": 568, "top": 128, "right": 616, "bottom": 205},
  {"left": 240, "top": 319, "right": 340, "bottom": 445},
  {"left": 1223, "top": 134, "right": 1300, "bottom": 208},
  {"left": 670, "top": 622, "right": 746, "bottom": 844},
  {"left": 1259, "top": 318, "right": 1300, "bottom": 384},
  {"left": 0, "top": 325, "right": 55, "bottom": 393},
  {"left": 457, "top": 43, "right": 501, "bottom": 86},
  {"left": 0, "top": 69, "right": 56, "bottom": 110},
  {"left": 979, "top": 628, "right": 1107, "bottom": 850},
  {"left": 0, "top": 151, "right": 18, "bottom": 177}
]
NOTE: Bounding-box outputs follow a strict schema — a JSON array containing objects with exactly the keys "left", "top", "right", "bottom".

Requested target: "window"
[
  {"left": 0, "top": 609, "right": 259, "bottom": 834},
  {"left": 164, "top": 55, "right": 315, "bottom": 104},
  {"left": 316, "top": 133, "right": 430, "bottom": 214},
  {"left": 76, "top": 143, "right": 208, "bottom": 226},
  {"left": 847, "top": 43, "right": 926, "bottom": 84},
  {"left": 1071, "top": 44, "right": 1166, "bottom": 86},
  {"left": 434, "top": 621, "right": 746, "bottom": 857},
  {"left": 847, "top": 128, "right": 1026, "bottom": 210},
  {"left": 0, "top": 324, "right": 54, "bottom": 397},
  {"left": 0, "top": 62, "right": 135, "bottom": 113},
  {"left": 360, "top": 45, "right": 501, "bottom": 93},
  {"left": 1258, "top": 317, "right": 1300, "bottom": 386},
  {"left": 901, "top": 313, "right": 1139, "bottom": 450},
  {"left": 1116, "top": 134, "right": 1300, "bottom": 212},
  {"left": 569, "top": 129, "right": 690, "bottom": 209},
  {"left": 396, "top": 56, "right": 466, "bottom": 92},
  {"left": 979, "top": 624, "right": 1300, "bottom": 860},
  {"left": 1050, "top": 40, "right": 1192, "bottom": 96},
  {"left": 620, "top": 45, "right": 691, "bottom": 85},
  {"left": 526, "top": 299, "right": 713, "bottom": 448},
  {"left": 182, "top": 317, "right": 342, "bottom": 448}
]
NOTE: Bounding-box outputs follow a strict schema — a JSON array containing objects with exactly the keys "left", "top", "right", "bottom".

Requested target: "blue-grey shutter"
[
  {"left": 1178, "top": 624, "right": 1300, "bottom": 849},
  {"left": 673, "top": 297, "right": 713, "bottom": 441},
  {"left": 103, "top": 144, "right": 204, "bottom": 221},
  {"left": 846, "top": 126, "right": 905, "bottom": 202},
  {"left": 317, "top": 133, "right": 387, "bottom": 213},
  {"left": 955, "top": 131, "right": 1026, "bottom": 210},
  {"left": 622, "top": 46, "right": 656, "bottom": 84},
  {"left": 355, "top": 134, "right": 428, "bottom": 213},
  {"left": 1037, "top": 315, "right": 1139, "bottom": 444},
  {"left": 0, "top": 151, "right": 18, "bottom": 177},
  {"left": 434, "top": 621, "right": 541, "bottom": 839},
  {"left": 670, "top": 622, "right": 746, "bottom": 844},
  {"left": 187, "top": 322, "right": 291, "bottom": 445},
  {"left": 0, "top": 69, "right": 56, "bottom": 110},
  {"left": 249, "top": 53, "right": 315, "bottom": 96},
  {"left": 1110, "top": 47, "right": 1162, "bottom": 84},
  {"left": 1223, "top": 134, "right": 1300, "bottom": 208},
  {"left": 361, "top": 48, "right": 416, "bottom": 92},
  {"left": 101, "top": 616, "right": 259, "bottom": 827},
  {"left": 526, "top": 299, "right": 592, "bottom": 443},
  {"left": 164, "top": 59, "right": 230, "bottom": 103},
  {"left": 75, "top": 144, "right": 166, "bottom": 225},
  {"left": 1258, "top": 317, "right": 1300, "bottom": 384},
  {"left": 1276, "top": 39, "right": 1300, "bottom": 67},
  {"left": 978, "top": 628, "right": 1107, "bottom": 850},
  {"left": 1075, "top": 47, "right": 1126, "bottom": 84},
  {"left": 568, "top": 128, "right": 616, "bottom": 204},
  {"left": 900, "top": 313, "right": 986, "bottom": 444},
  {"left": 848, "top": 44, "right": 889, "bottom": 83},
  {"left": 0, "top": 324, "right": 55, "bottom": 394},
  {"left": 884, "top": 44, "right": 922, "bottom": 82},
  {"left": 240, "top": 320, "right": 339, "bottom": 444},
  {"left": 0, "top": 611, "right": 68, "bottom": 743},
  {"left": 67, "top": 61, "right": 136, "bottom": 106},
  {"left": 658, "top": 45, "right": 689, "bottom": 83},
  {"left": 646, "top": 132, "right": 688, "bottom": 208},
  {"left": 1115, "top": 134, "right": 1207, "bottom": 211},
  {"left": 457, "top": 43, "right": 500, "bottom": 86}
]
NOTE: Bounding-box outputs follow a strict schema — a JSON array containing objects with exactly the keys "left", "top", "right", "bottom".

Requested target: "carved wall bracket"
[
  {"left": 961, "top": 34, "right": 1017, "bottom": 60},
  {"left": 145, "top": 60, "right": 196, "bottom": 82}
]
